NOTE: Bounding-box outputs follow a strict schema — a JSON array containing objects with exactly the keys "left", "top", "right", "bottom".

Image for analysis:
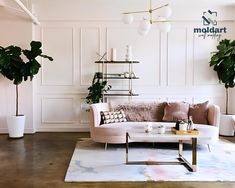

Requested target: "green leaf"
[
  {"left": 40, "top": 54, "right": 53, "bottom": 61},
  {"left": 31, "top": 41, "right": 42, "bottom": 51},
  {"left": 209, "top": 39, "right": 235, "bottom": 90}
]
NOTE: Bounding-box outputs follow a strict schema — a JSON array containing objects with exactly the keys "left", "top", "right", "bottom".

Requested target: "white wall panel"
[
  {"left": 80, "top": 97, "right": 90, "bottom": 124},
  {"left": 167, "top": 96, "right": 191, "bottom": 103},
  {"left": 193, "top": 36, "right": 218, "bottom": 85},
  {"left": 34, "top": 94, "right": 89, "bottom": 132},
  {"left": 230, "top": 89, "right": 235, "bottom": 114},
  {"left": 42, "top": 98, "right": 75, "bottom": 123},
  {"left": 42, "top": 27, "right": 74, "bottom": 86},
  {"left": 193, "top": 97, "right": 225, "bottom": 113},
  {"left": 80, "top": 27, "right": 100, "bottom": 86},
  {"left": 167, "top": 28, "right": 187, "bottom": 86}
]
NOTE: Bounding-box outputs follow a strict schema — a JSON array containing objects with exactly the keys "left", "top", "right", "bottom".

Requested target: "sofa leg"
[
  {"left": 207, "top": 144, "right": 211, "bottom": 152},
  {"left": 105, "top": 143, "right": 108, "bottom": 150}
]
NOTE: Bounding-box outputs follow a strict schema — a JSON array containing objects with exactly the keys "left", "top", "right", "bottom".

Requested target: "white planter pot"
[
  {"left": 219, "top": 114, "right": 235, "bottom": 136},
  {"left": 7, "top": 115, "right": 26, "bottom": 138}
]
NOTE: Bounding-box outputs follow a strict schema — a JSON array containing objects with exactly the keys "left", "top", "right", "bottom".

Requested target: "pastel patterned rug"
[{"left": 65, "top": 139, "right": 235, "bottom": 182}]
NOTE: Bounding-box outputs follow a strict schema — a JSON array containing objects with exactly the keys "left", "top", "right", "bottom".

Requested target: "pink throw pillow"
[
  {"left": 189, "top": 101, "right": 209, "bottom": 124},
  {"left": 163, "top": 102, "right": 189, "bottom": 122}
]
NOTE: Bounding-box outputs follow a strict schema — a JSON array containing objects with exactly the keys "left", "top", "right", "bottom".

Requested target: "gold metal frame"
[
  {"left": 123, "top": 0, "right": 169, "bottom": 24},
  {"left": 125, "top": 132, "right": 197, "bottom": 172}
]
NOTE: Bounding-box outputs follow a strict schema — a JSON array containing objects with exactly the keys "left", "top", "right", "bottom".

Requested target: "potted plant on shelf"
[
  {"left": 209, "top": 39, "right": 235, "bottom": 136},
  {"left": 0, "top": 41, "right": 53, "bottom": 138},
  {"left": 86, "top": 72, "right": 111, "bottom": 104}
]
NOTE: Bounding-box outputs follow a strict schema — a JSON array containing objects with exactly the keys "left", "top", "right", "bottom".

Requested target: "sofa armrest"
[
  {"left": 208, "top": 104, "right": 220, "bottom": 127},
  {"left": 90, "top": 103, "right": 110, "bottom": 128}
]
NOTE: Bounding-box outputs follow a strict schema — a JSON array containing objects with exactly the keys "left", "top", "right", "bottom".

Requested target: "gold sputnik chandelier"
[{"left": 122, "top": 0, "right": 172, "bottom": 35}]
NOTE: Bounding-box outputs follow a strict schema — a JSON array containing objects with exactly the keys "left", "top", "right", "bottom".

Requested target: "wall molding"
[
  {"left": 41, "top": 26, "right": 75, "bottom": 86},
  {"left": 32, "top": 20, "right": 233, "bottom": 132},
  {"left": 80, "top": 27, "right": 101, "bottom": 86}
]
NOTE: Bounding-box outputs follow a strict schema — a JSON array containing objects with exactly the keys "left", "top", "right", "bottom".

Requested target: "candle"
[{"left": 111, "top": 48, "right": 116, "bottom": 61}]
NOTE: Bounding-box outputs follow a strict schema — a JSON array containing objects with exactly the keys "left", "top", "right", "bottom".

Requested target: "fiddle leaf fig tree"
[
  {"left": 0, "top": 41, "right": 53, "bottom": 116},
  {"left": 86, "top": 72, "right": 111, "bottom": 104},
  {"left": 209, "top": 39, "right": 235, "bottom": 114}
]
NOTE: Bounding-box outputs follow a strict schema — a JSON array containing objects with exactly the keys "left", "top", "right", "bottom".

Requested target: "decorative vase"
[
  {"left": 125, "top": 45, "right": 132, "bottom": 61},
  {"left": 7, "top": 115, "right": 25, "bottom": 138}
]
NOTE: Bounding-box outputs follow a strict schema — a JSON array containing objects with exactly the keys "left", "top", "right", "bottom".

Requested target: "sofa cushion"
[
  {"left": 189, "top": 101, "right": 209, "bottom": 124},
  {"left": 100, "top": 110, "right": 127, "bottom": 124},
  {"left": 114, "top": 102, "right": 166, "bottom": 122},
  {"left": 163, "top": 102, "right": 189, "bottom": 122}
]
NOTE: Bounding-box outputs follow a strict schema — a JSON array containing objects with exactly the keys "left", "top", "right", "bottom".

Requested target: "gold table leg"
[
  {"left": 178, "top": 138, "right": 197, "bottom": 172},
  {"left": 179, "top": 140, "right": 183, "bottom": 155},
  {"left": 126, "top": 132, "right": 129, "bottom": 164}
]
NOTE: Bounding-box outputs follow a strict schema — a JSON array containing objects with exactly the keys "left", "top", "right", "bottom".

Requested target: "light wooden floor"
[{"left": 0, "top": 132, "right": 234, "bottom": 188}]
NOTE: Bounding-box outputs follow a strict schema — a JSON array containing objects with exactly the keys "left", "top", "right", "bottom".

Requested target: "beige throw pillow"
[
  {"left": 163, "top": 102, "right": 189, "bottom": 122},
  {"left": 189, "top": 101, "right": 209, "bottom": 124}
]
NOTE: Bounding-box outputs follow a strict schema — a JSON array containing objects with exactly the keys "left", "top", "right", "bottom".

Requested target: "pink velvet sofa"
[{"left": 89, "top": 102, "right": 220, "bottom": 145}]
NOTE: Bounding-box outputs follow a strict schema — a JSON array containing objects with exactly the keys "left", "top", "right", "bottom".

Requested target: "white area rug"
[{"left": 65, "top": 139, "right": 235, "bottom": 182}]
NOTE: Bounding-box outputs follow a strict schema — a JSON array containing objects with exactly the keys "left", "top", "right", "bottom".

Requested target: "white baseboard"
[
  {"left": 0, "top": 128, "right": 35, "bottom": 134},
  {"left": 35, "top": 127, "right": 89, "bottom": 132},
  {"left": 0, "top": 128, "right": 8, "bottom": 134},
  {"left": 0, "top": 127, "right": 89, "bottom": 134}
]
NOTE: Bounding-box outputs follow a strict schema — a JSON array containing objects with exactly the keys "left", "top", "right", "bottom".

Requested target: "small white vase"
[
  {"left": 7, "top": 115, "right": 26, "bottom": 138},
  {"left": 125, "top": 45, "right": 132, "bottom": 61}
]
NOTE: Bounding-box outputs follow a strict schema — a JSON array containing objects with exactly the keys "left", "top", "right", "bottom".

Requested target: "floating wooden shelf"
[
  {"left": 95, "top": 61, "right": 140, "bottom": 64},
  {"left": 104, "top": 93, "right": 139, "bottom": 97},
  {"left": 103, "top": 77, "right": 139, "bottom": 79}
]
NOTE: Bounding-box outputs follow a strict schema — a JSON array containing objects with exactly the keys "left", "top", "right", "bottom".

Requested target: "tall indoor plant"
[
  {"left": 0, "top": 41, "right": 53, "bottom": 138},
  {"left": 86, "top": 72, "right": 111, "bottom": 104},
  {"left": 209, "top": 39, "right": 235, "bottom": 136}
]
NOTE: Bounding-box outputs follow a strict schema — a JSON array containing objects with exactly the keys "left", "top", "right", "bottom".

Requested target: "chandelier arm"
[
  {"left": 150, "top": 0, "right": 152, "bottom": 23},
  {"left": 152, "top": 4, "right": 169, "bottom": 12},
  {"left": 151, "top": 20, "right": 169, "bottom": 23},
  {"left": 123, "top": 10, "right": 149, "bottom": 14}
]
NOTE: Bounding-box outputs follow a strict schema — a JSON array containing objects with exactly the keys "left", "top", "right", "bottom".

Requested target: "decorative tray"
[{"left": 171, "top": 127, "right": 199, "bottom": 135}]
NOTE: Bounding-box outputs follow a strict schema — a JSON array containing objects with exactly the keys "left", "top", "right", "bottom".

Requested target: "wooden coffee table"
[{"left": 126, "top": 129, "right": 198, "bottom": 172}]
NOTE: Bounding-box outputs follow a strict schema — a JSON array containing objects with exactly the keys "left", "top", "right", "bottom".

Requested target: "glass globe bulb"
[
  {"left": 137, "top": 19, "right": 151, "bottom": 36},
  {"left": 139, "top": 19, "right": 151, "bottom": 31},
  {"left": 122, "top": 13, "right": 134, "bottom": 24},
  {"left": 137, "top": 27, "right": 149, "bottom": 36},
  {"left": 159, "top": 22, "right": 171, "bottom": 32},
  {"left": 157, "top": 6, "right": 172, "bottom": 18}
]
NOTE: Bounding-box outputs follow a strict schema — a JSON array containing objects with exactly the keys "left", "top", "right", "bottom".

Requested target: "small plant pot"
[{"left": 7, "top": 115, "right": 26, "bottom": 138}]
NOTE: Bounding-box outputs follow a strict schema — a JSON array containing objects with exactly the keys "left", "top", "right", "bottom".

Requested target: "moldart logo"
[
  {"left": 202, "top": 10, "right": 217, "bottom": 26},
  {"left": 194, "top": 10, "right": 227, "bottom": 40}
]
